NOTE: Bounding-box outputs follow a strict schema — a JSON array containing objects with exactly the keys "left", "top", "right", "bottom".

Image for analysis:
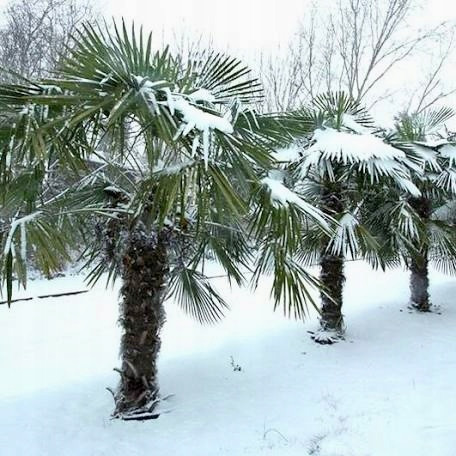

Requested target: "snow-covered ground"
[{"left": 1, "top": 262, "right": 455, "bottom": 455}]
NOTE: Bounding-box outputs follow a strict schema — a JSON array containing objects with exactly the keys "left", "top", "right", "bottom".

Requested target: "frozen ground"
[{"left": 0, "top": 262, "right": 455, "bottom": 455}]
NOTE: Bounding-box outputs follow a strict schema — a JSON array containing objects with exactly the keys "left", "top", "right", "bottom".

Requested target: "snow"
[
  {"left": 261, "top": 175, "right": 329, "bottom": 227},
  {"left": 153, "top": 159, "right": 196, "bottom": 175},
  {"left": 40, "top": 85, "right": 63, "bottom": 94},
  {"left": 173, "top": 97, "right": 233, "bottom": 135},
  {"left": 272, "top": 145, "right": 301, "bottom": 162},
  {"left": 133, "top": 76, "right": 233, "bottom": 169},
  {"left": 412, "top": 144, "right": 441, "bottom": 171},
  {"left": 3, "top": 212, "right": 41, "bottom": 259},
  {"left": 171, "top": 95, "right": 233, "bottom": 168},
  {"left": 433, "top": 200, "right": 456, "bottom": 222},
  {"left": 298, "top": 128, "right": 421, "bottom": 194},
  {"left": 341, "top": 114, "right": 370, "bottom": 134},
  {"left": 439, "top": 144, "right": 456, "bottom": 166},
  {"left": 331, "top": 212, "right": 358, "bottom": 256},
  {"left": 395, "top": 175, "right": 422, "bottom": 197},
  {"left": 435, "top": 169, "right": 456, "bottom": 195},
  {"left": 416, "top": 139, "right": 449, "bottom": 148},
  {"left": 1, "top": 262, "right": 455, "bottom": 455},
  {"left": 188, "top": 88, "right": 216, "bottom": 104},
  {"left": 307, "top": 128, "right": 405, "bottom": 164}
]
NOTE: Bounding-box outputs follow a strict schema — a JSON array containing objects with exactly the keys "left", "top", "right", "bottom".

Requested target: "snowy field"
[{"left": 0, "top": 262, "right": 455, "bottom": 455}]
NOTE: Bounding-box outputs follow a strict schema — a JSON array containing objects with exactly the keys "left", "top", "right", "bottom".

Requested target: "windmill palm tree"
[
  {"left": 378, "top": 108, "right": 456, "bottom": 311},
  {"left": 0, "top": 22, "right": 330, "bottom": 419},
  {"left": 275, "top": 92, "right": 421, "bottom": 343}
]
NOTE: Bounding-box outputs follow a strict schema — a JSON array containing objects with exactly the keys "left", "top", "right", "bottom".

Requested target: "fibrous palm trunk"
[
  {"left": 409, "top": 251, "right": 430, "bottom": 311},
  {"left": 318, "top": 184, "right": 345, "bottom": 336},
  {"left": 319, "top": 251, "right": 345, "bottom": 331},
  {"left": 409, "top": 196, "right": 431, "bottom": 312},
  {"left": 113, "top": 228, "right": 170, "bottom": 420}
]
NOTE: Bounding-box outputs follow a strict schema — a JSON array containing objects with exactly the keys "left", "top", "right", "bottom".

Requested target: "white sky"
[
  {"left": 0, "top": 0, "right": 453, "bottom": 53},
  {"left": 100, "top": 0, "right": 456, "bottom": 123},
  {"left": 0, "top": 0, "right": 455, "bottom": 121},
  {"left": 103, "top": 0, "right": 311, "bottom": 54},
  {"left": 103, "top": 0, "right": 456, "bottom": 54}
]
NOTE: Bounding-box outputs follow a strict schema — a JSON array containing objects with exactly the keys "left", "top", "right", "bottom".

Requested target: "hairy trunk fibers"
[
  {"left": 318, "top": 184, "right": 345, "bottom": 335},
  {"left": 319, "top": 251, "right": 345, "bottom": 331},
  {"left": 113, "top": 228, "right": 170, "bottom": 420},
  {"left": 408, "top": 196, "right": 431, "bottom": 312},
  {"left": 409, "top": 252, "right": 430, "bottom": 311}
]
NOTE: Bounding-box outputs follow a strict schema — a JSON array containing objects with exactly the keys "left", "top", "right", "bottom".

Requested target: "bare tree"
[
  {"left": 0, "top": 0, "right": 97, "bottom": 81},
  {"left": 406, "top": 25, "right": 456, "bottom": 114},
  {"left": 260, "top": 0, "right": 455, "bottom": 113}
]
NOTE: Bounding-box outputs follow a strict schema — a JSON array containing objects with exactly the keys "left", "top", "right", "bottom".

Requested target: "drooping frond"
[{"left": 168, "top": 267, "right": 229, "bottom": 324}]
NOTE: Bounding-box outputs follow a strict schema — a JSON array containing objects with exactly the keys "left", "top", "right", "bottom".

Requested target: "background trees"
[
  {"left": 0, "top": 0, "right": 96, "bottom": 81},
  {"left": 260, "top": 0, "right": 456, "bottom": 115}
]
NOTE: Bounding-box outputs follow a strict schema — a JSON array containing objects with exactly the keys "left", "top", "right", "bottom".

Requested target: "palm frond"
[{"left": 168, "top": 267, "right": 229, "bottom": 324}]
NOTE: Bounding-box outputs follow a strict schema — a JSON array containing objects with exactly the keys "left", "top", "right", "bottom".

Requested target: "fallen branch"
[{"left": 0, "top": 289, "right": 89, "bottom": 306}]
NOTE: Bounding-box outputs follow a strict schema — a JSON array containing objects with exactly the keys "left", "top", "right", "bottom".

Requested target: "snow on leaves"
[
  {"left": 3, "top": 212, "right": 41, "bottom": 260},
  {"left": 440, "top": 144, "right": 456, "bottom": 167},
  {"left": 411, "top": 142, "right": 456, "bottom": 195},
  {"left": 134, "top": 76, "right": 233, "bottom": 169},
  {"left": 272, "top": 125, "right": 420, "bottom": 196},
  {"left": 306, "top": 128, "right": 405, "bottom": 165},
  {"left": 261, "top": 174, "right": 329, "bottom": 229}
]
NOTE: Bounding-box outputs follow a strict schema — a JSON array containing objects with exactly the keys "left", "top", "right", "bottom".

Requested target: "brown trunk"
[
  {"left": 409, "top": 252, "right": 430, "bottom": 311},
  {"left": 113, "top": 228, "right": 170, "bottom": 420},
  {"left": 318, "top": 183, "right": 345, "bottom": 334},
  {"left": 319, "top": 251, "right": 345, "bottom": 331},
  {"left": 408, "top": 196, "right": 431, "bottom": 312}
]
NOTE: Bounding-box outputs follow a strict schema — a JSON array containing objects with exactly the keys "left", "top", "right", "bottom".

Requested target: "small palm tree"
[
  {"left": 0, "top": 22, "right": 329, "bottom": 419},
  {"left": 275, "top": 92, "right": 420, "bottom": 342},
  {"left": 381, "top": 108, "right": 456, "bottom": 311}
]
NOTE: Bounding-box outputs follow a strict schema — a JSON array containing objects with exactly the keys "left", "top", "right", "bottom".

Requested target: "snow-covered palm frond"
[
  {"left": 260, "top": 173, "right": 330, "bottom": 231},
  {"left": 300, "top": 128, "right": 417, "bottom": 187},
  {"left": 0, "top": 208, "right": 75, "bottom": 305},
  {"left": 428, "top": 220, "right": 456, "bottom": 276},
  {"left": 411, "top": 144, "right": 441, "bottom": 173},
  {"left": 248, "top": 173, "right": 333, "bottom": 317},
  {"left": 439, "top": 144, "right": 456, "bottom": 166},
  {"left": 392, "top": 201, "right": 423, "bottom": 242},
  {"left": 434, "top": 169, "right": 456, "bottom": 196},
  {"left": 395, "top": 107, "right": 456, "bottom": 183},
  {"left": 329, "top": 212, "right": 359, "bottom": 257},
  {"left": 432, "top": 200, "right": 456, "bottom": 223}
]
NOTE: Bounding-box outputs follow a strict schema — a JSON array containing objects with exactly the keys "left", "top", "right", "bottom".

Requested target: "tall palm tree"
[
  {"left": 0, "top": 22, "right": 329, "bottom": 419},
  {"left": 275, "top": 92, "right": 420, "bottom": 343}
]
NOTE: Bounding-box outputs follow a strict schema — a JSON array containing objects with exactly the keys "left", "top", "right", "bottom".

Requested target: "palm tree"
[
  {"left": 379, "top": 108, "right": 456, "bottom": 311},
  {"left": 0, "top": 22, "right": 329, "bottom": 419},
  {"left": 275, "top": 92, "right": 420, "bottom": 343}
]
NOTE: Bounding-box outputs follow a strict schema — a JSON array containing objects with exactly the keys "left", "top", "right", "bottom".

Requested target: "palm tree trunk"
[
  {"left": 113, "top": 228, "right": 170, "bottom": 420},
  {"left": 319, "top": 250, "right": 345, "bottom": 330},
  {"left": 318, "top": 183, "right": 345, "bottom": 333},
  {"left": 409, "top": 251, "right": 430, "bottom": 311},
  {"left": 408, "top": 196, "right": 431, "bottom": 312}
]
